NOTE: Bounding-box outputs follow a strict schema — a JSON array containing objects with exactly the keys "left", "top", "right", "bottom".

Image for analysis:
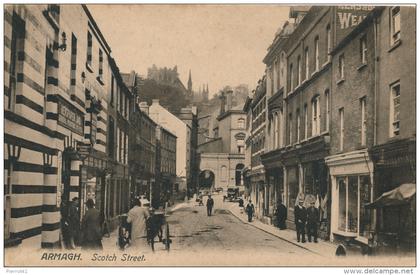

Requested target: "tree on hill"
[{"left": 138, "top": 78, "right": 190, "bottom": 114}]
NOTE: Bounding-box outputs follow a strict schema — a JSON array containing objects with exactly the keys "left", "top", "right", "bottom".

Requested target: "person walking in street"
[
  {"left": 306, "top": 200, "right": 319, "bottom": 243},
  {"left": 206, "top": 195, "right": 214, "bottom": 216},
  {"left": 81, "top": 199, "right": 103, "bottom": 250},
  {"left": 127, "top": 199, "right": 150, "bottom": 248},
  {"left": 275, "top": 199, "right": 287, "bottom": 230},
  {"left": 245, "top": 200, "right": 255, "bottom": 222},
  {"left": 67, "top": 197, "right": 80, "bottom": 248},
  {"left": 294, "top": 198, "right": 307, "bottom": 243}
]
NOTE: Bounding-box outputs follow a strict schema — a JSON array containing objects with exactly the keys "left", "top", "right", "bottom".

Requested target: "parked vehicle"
[{"left": 225, "top": 186, "right": 240, "bottom": 202}]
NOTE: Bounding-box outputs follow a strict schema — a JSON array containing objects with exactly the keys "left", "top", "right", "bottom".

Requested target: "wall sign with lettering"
[
  {"left": 336, "top": 6, "right": 374, "bottom": 43},
  {"left": 58, "top": 97, "right": 84, "bottom": 135}
]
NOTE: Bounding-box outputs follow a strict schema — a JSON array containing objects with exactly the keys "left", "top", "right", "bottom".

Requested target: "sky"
[{"left": 88, "top": 4, "right": 290, "bottom": 96}]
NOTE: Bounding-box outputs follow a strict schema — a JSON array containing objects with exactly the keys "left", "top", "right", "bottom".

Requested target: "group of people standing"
[
  {"left": 61, "top": 197, "right": 104, "bottom": 250},
  {"left": 294, "top": 198, "right": 319, "bottom": 243}
]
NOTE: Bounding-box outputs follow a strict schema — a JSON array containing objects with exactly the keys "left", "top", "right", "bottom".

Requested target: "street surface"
[{"left": 166, "top": 195, "right": 311, "bottom": 255}]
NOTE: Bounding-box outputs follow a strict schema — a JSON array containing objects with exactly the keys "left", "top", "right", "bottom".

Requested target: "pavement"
[{"left": 225, "top": 198, "right": 338, "bottom": 258}]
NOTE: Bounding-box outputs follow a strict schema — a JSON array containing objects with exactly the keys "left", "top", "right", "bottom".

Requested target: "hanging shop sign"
[
  {"left": 58, "top": 97, "right": 84, "bottom": 135},
  {"left": 90, "top": 112, "right": 97, "bottom": 145}
]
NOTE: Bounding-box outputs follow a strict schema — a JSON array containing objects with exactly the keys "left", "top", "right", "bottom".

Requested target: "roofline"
[
  {"left": 82, "top": 4, "right": 112, "bottom": 54},
  {"left": 216, "top": 109, "right": 246, "bottom": 121}
]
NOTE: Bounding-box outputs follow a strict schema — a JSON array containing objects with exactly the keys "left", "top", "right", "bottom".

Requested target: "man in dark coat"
[
  {"left": 245, "top": 200, "right": 255, "bottom": 222},
  {"left": 275, "top": 200, "right": 287, "bottom": 230},
  {"left": 294, "top": 198, "right": 307, "bottom": 243},
  {"left": 81, "top": 199, "right": 103, "bottom": 250},
  {"left": 206, "top": 195, "right": 214, "bottom": 216},
  {"left": 306, "top": 201, "right": 319, "bottom": 243},
  {"left": 67, "top": 197, "right": 80, "bottom": 248}
]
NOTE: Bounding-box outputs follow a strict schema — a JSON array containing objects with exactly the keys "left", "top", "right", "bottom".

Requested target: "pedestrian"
[
  {"left": 60, "top": 197, "right": 71, "bottom": 249},
  {"left": 206, "top": 195, "right": 214, "bottom": 216},
  {"left": 127, "top": 199, "right": 150, "bottom": 248},
  {"left": 306, "top": 201, "right": 319, "bottom": 243},
  {"left": 245, "top": 200, "right": 255, "bottom": 222},
  {"left": 294, "top": 198, "right": 307, "bottom": 243},
  {"left": 275, "top": 199, "right": 287, "bottom": 230},
  {"left": 67, "top": 197, "right": 80, "bottom": 248},
  {"left": 81, "top": 199, "right": 103, "bottom": 250}
]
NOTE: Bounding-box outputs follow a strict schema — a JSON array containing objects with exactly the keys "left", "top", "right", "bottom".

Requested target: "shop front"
[
  {"left": 369, "top": 138, "right": 416, "bottom": 252},
  {"left": 326, "top": 149, "right": 374, "bottom": 245}
]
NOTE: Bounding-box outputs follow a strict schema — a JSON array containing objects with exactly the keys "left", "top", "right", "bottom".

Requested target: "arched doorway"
[
  {"left": 198, "top": 170, "right": 215, "bottom": 190},
  {"left": 235, "top": 164, "right": 245, "bottom": 186}
]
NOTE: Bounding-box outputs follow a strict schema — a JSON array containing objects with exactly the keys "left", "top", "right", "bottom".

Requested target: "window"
[
  {"left": 390, "top": 82, "right": 400, "bottom": 136},
  {"left": 338, "top": 54, "right": 345, "bottom": 80},
  {"left": 238, "top": 118, "right": 245, "bottom": 129},
  {"left": 339, "top": 108, "right": 344, "bottom": 151},
  {"left": 98, "top": 49, "right": 103, "bottom": 80},
  {"left": 304, "top": 104, "right": 308, "bottom": 139},
  {"left": 360, "top": 35, "right": 367, "bottom": 64},
  {"left": 296, "top": 109, "right": 300, "bottom": 142},
  {"left": 360, "top": 97, "right": 367, "bottom": 146},
  {"left": 237, "top": 139, "right": 245, "bottom": 153},
  {"left": 297, "top": 55, "right": 302, "bottom": 85},
  {"left": 87, "top": 31, "right": 92, "bottom": 68},
  {"left": 8, "top": 12, "right": 25, "bottom": 111},
  {"left": 390, "top": 7, "right": 401, "bottom": 44},
  {"left": 315, "top": 36, "right": 319, "bottom": 71},
  {"left": 70, "top": 34, "right": 77, "bottom": 91},
  {"left": 305, "top": 47, "right": 309, "bottom": 80},
  {"left": 325, "top": 90, "right": 330, "bottom": 131},
  {"left": 110, "top": 75, "right": 115, "bottom": 107},
  {"left": 327, "top": 24, "right": 331, "bottom": 59},
  {"left": 289, "top": 113, "right": 293, "bottom": 144},
  {"left": 337, "top": 175, "right": 372, "bottom": 237},
  {"left": 312, "top": 96, "right": 321, "bottom": 136},
  {"left": 290, "top": 63, "right": 294, "bottom": 92}
]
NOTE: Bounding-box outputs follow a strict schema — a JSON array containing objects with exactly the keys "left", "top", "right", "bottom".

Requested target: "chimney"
[
  {"left": 226, "top": 90, "right": 233, "bottom": 111},
  {"left": 139, "top": 102, "right": 149, "bottom": 115},
  {"left": 219, "top": 92, "right": 226, "bottom": 115}
]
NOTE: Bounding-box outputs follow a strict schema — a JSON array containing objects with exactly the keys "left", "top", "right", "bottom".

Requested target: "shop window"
[
  {"left": 287, "top": 166, "right": 299, "bottom": 210},
  {"left": 337, "top": 175, "right": 372, "bottom": 236}
]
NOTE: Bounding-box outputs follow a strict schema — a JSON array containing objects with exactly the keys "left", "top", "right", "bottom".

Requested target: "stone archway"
[
  {"left": 235, "top": 163, "right": 245, "bottom": 186},
  {"left": 198, "top": 170, "right": 215, "bottom": 190}
]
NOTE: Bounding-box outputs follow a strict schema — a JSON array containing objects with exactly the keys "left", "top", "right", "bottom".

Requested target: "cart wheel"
[{"left": 164, "top": 222, "right": 170, "bottom": 251}]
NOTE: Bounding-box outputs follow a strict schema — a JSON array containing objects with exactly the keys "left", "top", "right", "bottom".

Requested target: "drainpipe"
[{"left": 373, "top": 16, "right": 378, "bottom": 146}]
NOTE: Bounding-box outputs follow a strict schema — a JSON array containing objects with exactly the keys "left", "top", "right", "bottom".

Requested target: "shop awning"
[{"left": 365, "top": 183, "right": 415, "bottom": 209}]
